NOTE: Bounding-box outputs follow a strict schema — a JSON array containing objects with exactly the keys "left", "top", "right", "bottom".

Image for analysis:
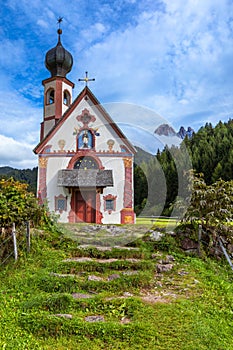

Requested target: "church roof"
[
  {"left": 34, "top": 86, "right": 136, "bottom": 154},
  {"left": 57, "top": 169, "right": 113, "bottom": 187}
]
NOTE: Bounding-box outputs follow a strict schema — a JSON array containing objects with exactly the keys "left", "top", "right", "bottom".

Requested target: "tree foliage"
[
  {"left": 0, "top": 178, "right": 49, "bottom": 229},
  {"left": 0, "top": 178, "right": 56, "bottom": 263},
  {"left": 184, "top": 172, "right": 233, "bottom": 227},
  {"left": 0, "top": 167, "right": 37, "bottom": 194},
  {"left": 134, "top": 164, "right": 148, "bottom": 215},
  {"left": 134, "top": 144, "right": 191, "bottom": 216},
  {"left": 181, "top": 172, "right": 233, "bottom": 252},
  {"left": 184, "top": 119, "right": 233, "bottom": 184},
  {"left": 134, "top": 118, "right": 233, "bottom": 216}
]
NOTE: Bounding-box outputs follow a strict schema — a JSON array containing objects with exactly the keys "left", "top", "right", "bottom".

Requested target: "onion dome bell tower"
[
  {"left": 41, "top": 26, "right": 75, "bottom": 141},
  {"left": 45, "top": 28, "right": 73, "bottom": 77}
]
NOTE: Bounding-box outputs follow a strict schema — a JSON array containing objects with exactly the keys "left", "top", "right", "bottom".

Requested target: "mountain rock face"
[
  {"left": 154, "top": 124, "right": 194, "bottom": 139},
  {"left": 177, "top": 126, "right": 194, "bottom": 139},
  {"left": 154, "top": 124, "right": 177, "bottom": 137}
]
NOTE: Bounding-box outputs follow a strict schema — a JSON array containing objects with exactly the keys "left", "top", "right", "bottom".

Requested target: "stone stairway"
[
  {"left": 28, "top": 244, "right": 155, "bottom": 324},
  {"left": 19, "top": 242, "right": 204, "bottom": 345},
  {"left": 40, "top": 245, "right": 179, "bottom": 322}
]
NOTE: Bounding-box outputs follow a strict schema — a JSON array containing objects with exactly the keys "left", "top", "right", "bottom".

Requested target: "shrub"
[
  {"left": 0, "top": 178, "right": 57, "bottom": 262},
  {"left": 0, "top": 178, "right": 49, "bottom": 228}
]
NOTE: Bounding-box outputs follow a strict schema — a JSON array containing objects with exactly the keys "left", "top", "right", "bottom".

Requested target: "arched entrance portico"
[{"left": 57, "top": 155, "right": 113, "bottom": 223}]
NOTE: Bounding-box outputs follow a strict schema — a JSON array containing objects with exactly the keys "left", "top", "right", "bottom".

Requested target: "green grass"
[
  {"left": 0, "top": 227, "right": 232, "bottom": 349},
  {"left": 136, "top": 216, "right": 178, "bottom": 228}
]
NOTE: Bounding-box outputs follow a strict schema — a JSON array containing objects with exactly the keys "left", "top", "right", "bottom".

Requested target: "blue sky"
[{"left": 1, "top": 0, "right": 233, "bottom": 168}]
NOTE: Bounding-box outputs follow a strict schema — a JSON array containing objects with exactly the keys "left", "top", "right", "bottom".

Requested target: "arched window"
[
  {"left": 74, "top": 157, "right": 98, "bottom": 170},
  {"left": 46, "top": 89, "right": 54, "bottom": 105},
  {"left": 63, "top": 90, "right": 71, "bottom": 106}
]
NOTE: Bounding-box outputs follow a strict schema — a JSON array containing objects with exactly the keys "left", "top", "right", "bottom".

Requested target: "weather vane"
[
  {"left": 78, "top": 71, "right": 95, "bottom": 86},
  {"left": 57, "top": 16, "right": 63, "bottom": 28}
]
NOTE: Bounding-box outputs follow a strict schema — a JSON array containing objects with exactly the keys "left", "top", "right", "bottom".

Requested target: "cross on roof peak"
[{"left": 78, "top": 71, "right": 95, "bottom": 86}]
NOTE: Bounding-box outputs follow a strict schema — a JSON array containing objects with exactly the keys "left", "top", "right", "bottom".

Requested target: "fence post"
[
  {"left": 198, "top": 224, "right": 202, "bottom": 257},
  {"left": 12, "top": 223, "right": 18, "bottom": 261},
  {"left": 26, "top": 221, "right": 30, "bottom": 253},
  {"left": 218, "top": 237, "right": 233, "bottom": 271}
]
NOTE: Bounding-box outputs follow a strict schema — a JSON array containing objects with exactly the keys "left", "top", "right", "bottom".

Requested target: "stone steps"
[
  {"left": 63, "top": 257, "right": 141, "bottom": 263},
  {"left": 78, "top": 245, "right": 140, "bottom": 251},
  {"left": 34, "top": 248, "right": 182, "bottom": 326}
]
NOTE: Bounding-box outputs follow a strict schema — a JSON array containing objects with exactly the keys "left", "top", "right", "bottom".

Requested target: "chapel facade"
[{"left": 34, "top": 28, "right": 136, "bottom": 224}]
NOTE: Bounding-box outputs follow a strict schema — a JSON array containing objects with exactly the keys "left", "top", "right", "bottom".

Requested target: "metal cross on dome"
[{"left": 78, "top": 71, "right": 95, "bottom": 86}]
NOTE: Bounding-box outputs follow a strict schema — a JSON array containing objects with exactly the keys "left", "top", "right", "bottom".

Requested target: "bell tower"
[{"left": 41, "top": 21, "right": 75, "bottom": 140}]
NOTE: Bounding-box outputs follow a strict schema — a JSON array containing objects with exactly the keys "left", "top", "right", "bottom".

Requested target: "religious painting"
[{"left": 78, "top": 130, "right": 93, "bottom": 149}]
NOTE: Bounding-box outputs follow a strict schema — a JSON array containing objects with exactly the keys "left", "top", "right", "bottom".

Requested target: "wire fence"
[
  {"left": 1, "top": 222, "right": 232, "bottom": 270},
  {"left": 198, "top": 225, "right": 233, "bottom": 271},
  {"left": 0, "top": 222, "right": 31, "bottom": 267},
  {"left": 0, "top": 234, "right": 15, "bottom": 265}
]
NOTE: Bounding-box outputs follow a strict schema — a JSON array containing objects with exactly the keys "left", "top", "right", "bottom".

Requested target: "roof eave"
[{"left": 34, "top": 86, "right": 137, "bottom": 155}]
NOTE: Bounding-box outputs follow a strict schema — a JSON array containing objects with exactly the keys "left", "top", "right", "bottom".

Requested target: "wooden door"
[{"left": 76, "top": 190, "right": 96, "bottom": 223}]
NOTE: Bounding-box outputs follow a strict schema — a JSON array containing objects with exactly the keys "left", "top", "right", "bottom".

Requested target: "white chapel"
[{"left": 34, "top": 28, "right": 136, "bottom": 224}]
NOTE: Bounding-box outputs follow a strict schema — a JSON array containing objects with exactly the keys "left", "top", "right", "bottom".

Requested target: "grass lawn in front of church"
[{"left": 136, "top": 216, "right": 178, "bottom": 229}]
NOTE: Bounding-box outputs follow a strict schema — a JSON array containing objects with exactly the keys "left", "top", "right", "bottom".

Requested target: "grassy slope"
[{"left": 0, "top": 227, "right": 232, "bottom": 350}]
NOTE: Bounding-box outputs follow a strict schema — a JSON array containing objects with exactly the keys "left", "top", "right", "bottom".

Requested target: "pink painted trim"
[
  {"left": 67, "top": 151, "right": 104, "bottom": 170},
  {"left": 40, "top": 122, "right": 44, "bottom": 141},
  {"left": 124, "top": 165, "right": 133, "bottom": 208},
  {"left": 55, "top": 79, "right": 63, "bottom": 120},
  {"left": 38, "top": 167, "right": 47, "bottom": 205},
  {"left": 96, "top": 191, "right": 103, "bottom": 224},
  {"left": 44, "top": 116, "right": 56, "bottom": 121},
  {"left": 68, "top": 189, "right": 76, "bottom": 223},
  {"left": 55, "top": 194, "right": 67, "bottom": 213},
  {"left": 120, "top": 208, "right": 135, "bottom": 224},
  {"left": 42, "top": 76, "right": 75, "bottom": 88},
  {"left": 103, "top": 194, "right": 117, "bottom": 213}
]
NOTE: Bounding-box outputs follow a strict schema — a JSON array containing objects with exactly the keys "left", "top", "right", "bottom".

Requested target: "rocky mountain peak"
[
  {"left": 154, "top": 124, "right": 177, "bottom": 136},
  {"left": 154, "top": 124, "right": 194, "bottom": 139}
]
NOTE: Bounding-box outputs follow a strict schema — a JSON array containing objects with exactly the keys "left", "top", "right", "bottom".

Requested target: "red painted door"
[{"left": 76, "top": 190, "right": 96, "bottom": 223}]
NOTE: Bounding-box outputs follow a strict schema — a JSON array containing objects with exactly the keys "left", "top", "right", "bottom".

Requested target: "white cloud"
[
  {"left": 80, "top": 22, "right": 108, "bottom": 43},
  {"left": 71, "top": 0, "right": 233, "bottom": 130},
  {"left": 37, "top": 19, "right": 49, "bottom": 29},
  {"left": 18, "top": 83, "right": 43, "bottom": 99},
  {"left": 95, "top": 23, "right": 106, "bottom": 34},
  {"left": 0, "top": 90, "right": 41, "bottom": 144},
  {"left": 0, "top": 134, "right": 37, "bottom": 169}
]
